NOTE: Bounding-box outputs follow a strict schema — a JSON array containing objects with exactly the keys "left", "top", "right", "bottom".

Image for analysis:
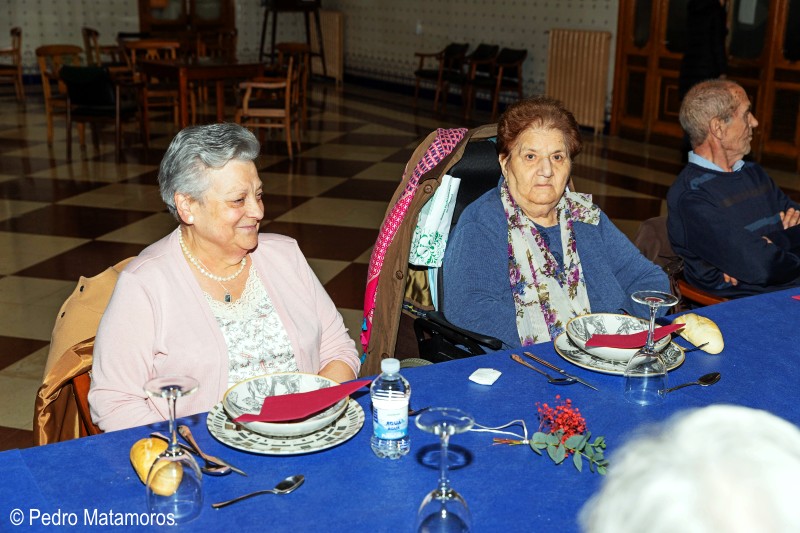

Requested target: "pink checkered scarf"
[{"left": 361, "top": 127, "right": 468, "bottom": 356}]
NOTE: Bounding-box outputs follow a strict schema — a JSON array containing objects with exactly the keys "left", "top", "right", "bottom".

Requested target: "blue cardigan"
[{"left": 442, "top": 182, "right": 669, "bottom": 349}]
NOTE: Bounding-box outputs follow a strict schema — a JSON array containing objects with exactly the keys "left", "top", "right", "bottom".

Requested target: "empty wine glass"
[
  {"left": 415, "top": 407, "right": 475, "bottom": 533},
  {"left": 143, "top": 375, "right": 203, "bottom": 523},
  {"left": 624, "top": 290, "right": 679, "bottom": 405}
]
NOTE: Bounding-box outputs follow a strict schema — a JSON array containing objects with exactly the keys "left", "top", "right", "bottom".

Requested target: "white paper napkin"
[{"left": 469, "top": 368, "right": 501, "bottom": 386}]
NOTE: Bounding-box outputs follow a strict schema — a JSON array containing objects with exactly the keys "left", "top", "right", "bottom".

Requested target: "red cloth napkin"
[
  {"left": 234, "top": 378, "right": 372, "bottom": 423},
  {"left": 585, "top": 323, "right": 684, "bottom": 349}
]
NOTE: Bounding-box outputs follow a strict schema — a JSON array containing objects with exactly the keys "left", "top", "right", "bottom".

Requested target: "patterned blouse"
[{"left": 203, "top": 267, "right": 298, "bottom": 386}]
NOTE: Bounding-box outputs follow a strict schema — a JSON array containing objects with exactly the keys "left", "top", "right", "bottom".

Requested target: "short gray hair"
[
  {"left": 158, "top": 123, "right": 260, "bottom": 220},
  {"left": 679, "top": 79, "right": 742, "bottom": 147},
  {"left": 579, "top": 405, "right": 800, "bottom": 533}
]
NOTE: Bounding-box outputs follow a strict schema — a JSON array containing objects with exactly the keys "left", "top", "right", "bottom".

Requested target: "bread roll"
[
  {"left": 130, "top": 437, "right": 183, "bottom": 496},
  {"left": 672, "top": 313, "right": 724, "bottom": 354}
]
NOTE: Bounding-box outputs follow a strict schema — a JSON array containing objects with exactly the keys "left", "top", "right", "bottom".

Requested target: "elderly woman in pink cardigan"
[{"left": 89, "top": 123, "right": 360, "bottom": 432}]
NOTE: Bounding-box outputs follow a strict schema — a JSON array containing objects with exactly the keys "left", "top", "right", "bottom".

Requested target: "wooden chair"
[
  {"left": 36, "top": 44, "right": 84, "bottom": 145},
  {"left": 468, "top": 47, "right": 528, "bottom": 121},
  {"left": 123, "top": 39, "right": 194, "bottom": 141},
  {"left": 60, "top": 65, "right": 145, "bottom": 163},
  {"left": 195, "top": 29, "right": 238, "bottom": 103},
  {"left": 235, "top": 57, "right": 301, "bottom": 159},
  {"left": 0, "top": 27, "right": 24, "bottom": 102},
  {"left": 413, "top": 42, "right": 469, "bottom": 111},
  {"left": 275, "top": 42, "right": 311, "bottom": 132},
  {"left": 82, "top": 27, "right": 129, "bottom": 76},
  {"left": 196, "top": 28, "right": 238, "bottom": 61},
  {"left": 461, "top": 43, "right": 500, "bottom": 119}
]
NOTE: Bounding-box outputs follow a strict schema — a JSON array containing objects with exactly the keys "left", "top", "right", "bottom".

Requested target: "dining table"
[
  {"left": 139, "top": 57, "right": 266, "bottom": 128},
  {"left": 2, "top": 287, "right": 799, "bottom": 532}
]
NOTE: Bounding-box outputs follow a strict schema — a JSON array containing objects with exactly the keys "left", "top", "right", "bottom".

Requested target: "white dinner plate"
[
  {"left": 554, "top": 331, "right": 685, "bottom": 375},
  {"left": 206, "top": 398, "right": 365, "bottom": 455}
]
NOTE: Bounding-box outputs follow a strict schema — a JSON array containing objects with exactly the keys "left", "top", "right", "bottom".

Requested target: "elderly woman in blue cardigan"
[{"left": 443, "top": 97, "right": 668, "bottom": 348}]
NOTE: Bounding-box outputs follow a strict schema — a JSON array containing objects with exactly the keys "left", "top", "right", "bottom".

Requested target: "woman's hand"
[{"left": 319, "top": 360, "right": 357, "bottom": 383}]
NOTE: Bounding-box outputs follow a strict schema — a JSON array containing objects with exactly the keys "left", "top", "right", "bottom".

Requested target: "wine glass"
[
  {"left": 623, "top": 290, "right": 679, "bottom": 405},
  {"left": 415, "top": 407, "right": 475, "bottom": 533},
  {"left": 143, "top": 376, "right": 203, "bottom": 523}
]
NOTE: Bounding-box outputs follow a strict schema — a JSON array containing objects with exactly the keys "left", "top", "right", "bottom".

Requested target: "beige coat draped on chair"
[{"left": 33, "top": 258, "right": 132, "bottom": 446}]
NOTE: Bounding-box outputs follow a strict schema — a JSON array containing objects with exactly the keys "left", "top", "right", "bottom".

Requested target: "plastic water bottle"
[{"left": 370, "top": 358, "right": 411, "bottom": 459}]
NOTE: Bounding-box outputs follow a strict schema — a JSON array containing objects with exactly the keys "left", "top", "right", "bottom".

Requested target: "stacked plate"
[
  {"left": 206, "top": 372, "right": 365, "bottom": 455},
  {"left": 554, "top": 313, "right": 685, "bottom": 375}
]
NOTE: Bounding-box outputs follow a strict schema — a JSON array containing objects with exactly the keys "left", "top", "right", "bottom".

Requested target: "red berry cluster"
[{"left": 536, "top": 395, "right": 587, "bottom": 443}]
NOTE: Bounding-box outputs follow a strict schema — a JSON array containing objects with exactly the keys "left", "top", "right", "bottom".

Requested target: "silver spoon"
[
  {"left": 211, "top": 475, "right": 305, "bottom": 509},
  {"left": 663, "top": 372, "right": 721, "bottom": 393},
  {"left": 511, "top": 354, "right": 577, "bottom": 385},
  {"left": 149, "top": 431, "right": 231, "bottom": 476}
]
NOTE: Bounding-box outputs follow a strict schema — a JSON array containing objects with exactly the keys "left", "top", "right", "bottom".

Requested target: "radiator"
[
  {"left": 545, "top": 29, "right": 612, "bottom": 133},
  {"left": 310, "top": 9, "right": 344, "bottom": 86}
]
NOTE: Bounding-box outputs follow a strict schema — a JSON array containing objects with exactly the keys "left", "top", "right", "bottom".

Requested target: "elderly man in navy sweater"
[{"left": 667, "top": 79, "right": 800, "bottom": 297}]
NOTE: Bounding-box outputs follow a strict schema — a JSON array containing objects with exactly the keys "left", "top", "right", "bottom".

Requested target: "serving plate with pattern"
[
  {"left": 207, "top": 399, "right": 365, "bottom": 455},
  {"left": 554, "top": 332, "right": 685, "bottom": 375}
]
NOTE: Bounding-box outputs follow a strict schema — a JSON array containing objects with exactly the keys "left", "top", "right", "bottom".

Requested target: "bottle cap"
[{"left": 381, "top": 358, "right": 400, "bottom": 373}]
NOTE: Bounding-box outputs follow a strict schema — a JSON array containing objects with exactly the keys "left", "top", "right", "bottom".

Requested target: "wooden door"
[
  {"left": 759, "top": 0, "right": 800, "bottom": 167},
  {"left": 611, "top": 0, "right": 800, "bottom": 167},
  {"left": 138, "top": 0, "right": 235, "bottom": 36}
]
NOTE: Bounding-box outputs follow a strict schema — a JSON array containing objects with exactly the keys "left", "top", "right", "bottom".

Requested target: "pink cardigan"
[{"left": 89, "top": 229, "right": 360, "bottom": 432}]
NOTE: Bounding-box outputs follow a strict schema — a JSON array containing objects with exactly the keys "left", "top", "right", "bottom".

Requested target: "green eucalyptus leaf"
[
  {"left": 597, "top": 465, "right": 607, "bottom": 475},
  {"left": 565, "top": 435, "right": 584, "bottom": 449},
  {"left": 532, "top": 432, "right": 548, "bottom": 443},
  {"left": 554, "top": 444, "right": 566, "bottom": 464},
  {"left": 546, "top": 443, "right": 559, "bottom": 462},
  {"left": 573, "top": 451, "right": 583, "bottom": 472},
  {"left": 545, "top": 433, "right": 560, "bottom": 446},
  {"left": 530, "top": 441, "right": 543, "bottom": 455},
  {"left": 584, "top": 446, "right": 595, "bottom": 459}
]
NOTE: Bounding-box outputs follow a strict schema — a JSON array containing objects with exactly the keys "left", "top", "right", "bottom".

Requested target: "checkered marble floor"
[{"left": 1, "top": 80, "right": 797, "bottom": 451}]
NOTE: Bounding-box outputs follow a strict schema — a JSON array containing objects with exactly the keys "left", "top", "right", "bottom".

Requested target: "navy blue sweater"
[
  {"left": 667, "top": 162, "right": 800, "bottom": 296},
  {"left": 442, "top": 183, "right": 668, "bottom": 349}
]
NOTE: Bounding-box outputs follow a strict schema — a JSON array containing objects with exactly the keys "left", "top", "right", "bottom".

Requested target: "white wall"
[{"left": 3, "top": 0, "right": 620, "bottom": 101}]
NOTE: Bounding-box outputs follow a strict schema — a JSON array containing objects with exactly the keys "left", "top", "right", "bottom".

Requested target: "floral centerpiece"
[{"left": 494, "top": 395, "right": 608, "bottom": 474}]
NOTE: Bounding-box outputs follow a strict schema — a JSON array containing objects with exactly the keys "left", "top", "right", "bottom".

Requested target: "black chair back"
[
  {"left": 496, "top": 48, "right": 528, "bottom": 81},
  {"left": 59, "top": 66, "right": 115, "bottom": 107},
  {"left": 435, "top": 138, "right": 501, "bottom": 318}
]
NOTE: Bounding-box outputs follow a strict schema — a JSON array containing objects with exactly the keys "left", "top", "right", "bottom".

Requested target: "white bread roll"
[
  {"left": 672, "top": 313, "right": 724, "bottom": 354},
  {"left": 130, "top": 437, "right": 183, "bottom": 496}
]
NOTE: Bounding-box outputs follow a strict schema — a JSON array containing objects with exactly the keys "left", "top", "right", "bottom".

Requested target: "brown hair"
[{"left": 497, "top": 96, "right": 582, "bottom": 159}]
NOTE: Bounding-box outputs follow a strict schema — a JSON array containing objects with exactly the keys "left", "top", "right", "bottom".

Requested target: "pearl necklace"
[{"left": 179, "top": 228, "right": 247, "bottom": 284}]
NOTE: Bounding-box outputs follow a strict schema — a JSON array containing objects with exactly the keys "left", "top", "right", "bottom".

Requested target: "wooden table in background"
[{"left": 140, "top": 58, "right": 265, "bottom": 128}]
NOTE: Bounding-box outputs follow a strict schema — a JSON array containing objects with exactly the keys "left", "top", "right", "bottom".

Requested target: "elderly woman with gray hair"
[{"left": 89, "top": 123, "right": 360, "bottom": 432}]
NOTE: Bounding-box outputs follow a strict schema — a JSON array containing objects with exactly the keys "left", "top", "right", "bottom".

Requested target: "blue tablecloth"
[{"left": 4, "top": 288, "right": 800, "bottom": 532}]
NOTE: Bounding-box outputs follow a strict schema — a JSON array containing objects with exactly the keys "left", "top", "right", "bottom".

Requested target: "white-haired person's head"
[{"left": 579, "top": 405, "right": 800, "bottom": 533}]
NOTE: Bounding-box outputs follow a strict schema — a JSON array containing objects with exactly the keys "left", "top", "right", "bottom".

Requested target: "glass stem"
[
  {"left": 438, "top": 433, "right": 451, "bottom": 497},
  {"left": 167, "top": 388, "right": 179, "bottom": 453},
  {"left": 645, "top": 303, "right": 657, "bottom": 351}
]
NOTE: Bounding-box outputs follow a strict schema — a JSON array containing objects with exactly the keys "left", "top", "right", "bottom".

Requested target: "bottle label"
[{"left": 372, "top": 397, "right": 409, "bottom": 440}]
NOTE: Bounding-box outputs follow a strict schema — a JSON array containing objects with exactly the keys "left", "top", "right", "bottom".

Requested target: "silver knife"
[{"left": 523, "top": 351, "right": 599, "bottom": 391}]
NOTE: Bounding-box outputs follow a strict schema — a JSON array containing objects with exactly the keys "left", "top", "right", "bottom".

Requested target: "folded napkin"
[
  {"left": 469, "top": 368, "right": 502, "bottom": 386},
  {"left": 585, "top": 323, "right": 684, "bottom": 349},
  {"left": 234, "top": 378, "right": 372, "bottom": 423}
]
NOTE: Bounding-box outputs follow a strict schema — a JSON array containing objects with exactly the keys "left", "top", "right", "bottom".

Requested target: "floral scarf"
[{"left": 501, "top": 179, "right": 600, "bottom": 345}]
